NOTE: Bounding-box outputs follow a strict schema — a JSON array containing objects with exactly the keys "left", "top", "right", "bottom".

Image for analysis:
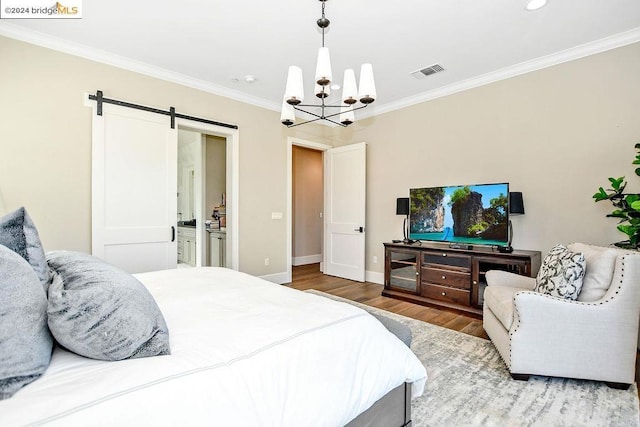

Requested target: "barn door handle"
[
  {"left": 354, "top": 226, "right": 364, "bottom": 233},
  {"left": 171, "top": 226, "right": 175, "bottom": 242}
]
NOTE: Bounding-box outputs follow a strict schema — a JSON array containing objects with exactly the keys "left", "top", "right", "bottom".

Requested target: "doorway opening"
[
  {"left": 176, "top": 118, "right": 239, "bottom": 271},
  {"left": 286, "top": 137, "right": 332, "bottom": 283},
  {"left": 292, "top": 145, "right": 323, "bottom": 268},
  {"left": 177, "top": 130, "right": 227, "bottom": 268}
]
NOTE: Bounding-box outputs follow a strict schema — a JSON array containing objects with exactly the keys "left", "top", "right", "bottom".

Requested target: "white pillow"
[
  {"left": 568, "top": 243, "right": 618, "bottom": 302},
  {"left": 535, "top": 244, "right": 586, "bottom": 300}
]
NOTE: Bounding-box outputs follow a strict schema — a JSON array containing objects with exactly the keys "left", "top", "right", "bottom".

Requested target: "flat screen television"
[{"left": 409, "top": 183, "right": 509, "bottom": 247}]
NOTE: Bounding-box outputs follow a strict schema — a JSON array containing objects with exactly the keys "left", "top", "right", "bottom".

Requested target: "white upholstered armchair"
[{"left": 483, "top": 243, "right": 640, "bottom": 389}]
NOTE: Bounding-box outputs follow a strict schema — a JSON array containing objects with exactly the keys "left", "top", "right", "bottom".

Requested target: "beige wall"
[
  {"left": 1, "top": 34, "right": 639, "bottom": 281},
  {"left": 332, "top": 42, "right": 640, "bottom": 277},
  {"left": 0, "top": 35, "right": 326, "bottom": 278},
  {"left": 292, "top": 146, "right": 323, "bottom": 260},
  {"left": 205, "top": 135, "right": 226, "bottom": 217}
]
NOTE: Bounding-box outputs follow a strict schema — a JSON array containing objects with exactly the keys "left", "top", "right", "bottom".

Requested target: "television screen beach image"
[{"left": 409, "top": 183, "right": 509, "bottom": 247}]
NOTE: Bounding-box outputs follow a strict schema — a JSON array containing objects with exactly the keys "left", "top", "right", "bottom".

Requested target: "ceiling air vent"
[{"left": 410, "top": 64, "right": 445, "bottom": 79}]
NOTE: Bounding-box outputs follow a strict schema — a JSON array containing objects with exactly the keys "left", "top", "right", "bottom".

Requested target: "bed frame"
[{"left": 346, "top": 382, "right": 412, "bottom": 427}]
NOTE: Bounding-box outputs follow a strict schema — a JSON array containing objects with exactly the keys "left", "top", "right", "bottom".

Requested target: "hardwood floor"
[
  {"left": 287, "top": 263, "right": 488, "bottom": 340},
  {"left": 288, "top": 263, "right": 640, "bottom": 391}
]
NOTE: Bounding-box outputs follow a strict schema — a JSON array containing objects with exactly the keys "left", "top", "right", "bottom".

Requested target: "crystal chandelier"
[{"left": 280, "top": 0, "right": 377, "bottom": 128}]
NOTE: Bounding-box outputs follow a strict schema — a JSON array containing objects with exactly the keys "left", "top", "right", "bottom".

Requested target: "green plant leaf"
[
  {"left": 609, "top": 177, "right": 625, "bottom": 191},
  {"left": 593, "top": 187, "right": 609, "bottom": 201},
  {"left": 617, "top": 224, "right": 636, "bottom": 238},
  {"left": 636, "top": 167, "right": 640, "bottom": 177},
  {"left": 626, "top": 194, "right": 640, "bottom": 204},
  {"left": 632, "top": 200, "right": 640, "bottom": 211}
]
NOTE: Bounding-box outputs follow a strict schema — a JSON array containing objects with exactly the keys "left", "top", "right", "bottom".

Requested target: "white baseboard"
[
  {"left": 259, "top": 272, "right": 289, "bottom": 285},
  {"left": 366, "top": 270, "right": 384, "bottom": 285},
  {"left": 292, "top": 254, "right": 322, "bottom": 266},
  {"left": 261, "top": 268, "right": 381, "bottom": 285}
]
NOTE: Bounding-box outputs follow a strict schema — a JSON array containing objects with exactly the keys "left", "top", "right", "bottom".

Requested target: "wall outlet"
[
  {"left": 373, "top": 255, "right": 378, "bottom": 264},
  {"left": 264, "top": 258, "right": 270, "bottom": 266}
]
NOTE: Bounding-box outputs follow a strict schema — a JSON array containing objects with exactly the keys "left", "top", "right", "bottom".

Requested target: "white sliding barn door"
[
  {"left": 324, "top": 143, "right": 366, "bottom": 282},
  {"left": 92, "top": 103, "right": 177, "bottom": 273}
]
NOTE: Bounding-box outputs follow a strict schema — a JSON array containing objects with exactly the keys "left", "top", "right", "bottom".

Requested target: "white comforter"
[{"left": 0, "top": 267, "right": 427, "bottom": 426}]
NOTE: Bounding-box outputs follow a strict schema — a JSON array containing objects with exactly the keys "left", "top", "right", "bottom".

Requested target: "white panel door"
[
  {"left": 324, "top": 142, "right": 366, "bottom": 282},
  {"left": 92, "top": 103, "right": 177, "bottom": 273}
]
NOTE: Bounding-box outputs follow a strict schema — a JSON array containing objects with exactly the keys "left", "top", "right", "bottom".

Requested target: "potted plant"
[{"left": 593, "top": 143, "right": 640, "bottom": 249}]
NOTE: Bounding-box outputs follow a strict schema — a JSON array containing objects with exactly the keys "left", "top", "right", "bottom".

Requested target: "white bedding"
[{"left": 0, "top": 267, "right": 427, "bottom": 426}]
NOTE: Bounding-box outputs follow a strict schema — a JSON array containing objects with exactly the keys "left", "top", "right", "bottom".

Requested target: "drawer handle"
[
  {"left": 442, "top": 275, "right": 446, "bottom": 280},
  {"left": 415, "top": 272, "right": 419, "bottom": 276},
  {"left": 441, "top": 292, "right": 446, "bottom": 296},
  {"left": 442, "top": 253, "right": 447, "bottom": 257}
]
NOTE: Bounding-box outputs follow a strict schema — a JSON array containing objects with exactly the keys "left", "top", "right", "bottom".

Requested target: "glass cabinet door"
[{"left": 387, "top": 250, "right": 419, "bottom": 293}]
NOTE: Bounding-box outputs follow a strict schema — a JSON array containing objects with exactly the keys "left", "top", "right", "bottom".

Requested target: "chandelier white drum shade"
[{"left": 281, "top": 0, "right": 377, "bottom": 128}]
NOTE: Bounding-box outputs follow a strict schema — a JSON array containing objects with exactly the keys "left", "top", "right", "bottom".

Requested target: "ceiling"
[{"left": 2, "top": 0, "right": 640, "bottom": 120}]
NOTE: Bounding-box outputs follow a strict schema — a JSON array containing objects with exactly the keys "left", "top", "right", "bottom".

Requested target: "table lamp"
[
  {"left": 500, "top": 192, "right": 525, "bottom": 253},
  {"left": 396, "top": 197, "right": 414, "bottom": 244}
]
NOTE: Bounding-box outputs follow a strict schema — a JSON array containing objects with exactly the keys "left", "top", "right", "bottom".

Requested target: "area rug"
[{"left": 305, "top": 290, "right": 640, "bottom": 427}]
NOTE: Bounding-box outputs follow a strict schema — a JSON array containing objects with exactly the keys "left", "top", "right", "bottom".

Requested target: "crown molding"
[
  {"left": 361, "top": 27, "right": 640, "bottom": 120},
  {"left": 2, "top": 22, "right": 639, "bottom": 122},
  {"left": 0, "top": 22, "right": 282, "bottom": 113}
]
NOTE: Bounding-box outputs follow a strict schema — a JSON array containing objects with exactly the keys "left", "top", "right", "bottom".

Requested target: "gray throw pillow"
[
  {"left": 0, "top": 245, "right": 53, "bottom": 400},
  {"left": 0, "top": 207, "right": 50, "bottom": 291},
  {"left": 534, "top": 244, "right": 586, "bottom": 300},
  {"left": 46, "top": 251, "right": 170, "bottom": 361}
]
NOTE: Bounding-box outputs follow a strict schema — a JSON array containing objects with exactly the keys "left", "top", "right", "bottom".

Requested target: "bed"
[{"left": 0, "top": 266, "right": 427, "bottom": 426}]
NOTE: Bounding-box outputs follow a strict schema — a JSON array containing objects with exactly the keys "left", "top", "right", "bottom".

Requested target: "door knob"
[{"left": 354, "top": 226, "right": 364, "bottom": 233}]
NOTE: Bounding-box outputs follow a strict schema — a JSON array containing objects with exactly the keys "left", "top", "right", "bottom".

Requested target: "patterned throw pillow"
[{"left": 535, "top": 244, "right": 586, "bottom": 300}]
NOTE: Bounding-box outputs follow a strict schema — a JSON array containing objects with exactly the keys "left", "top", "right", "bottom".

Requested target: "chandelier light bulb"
[
  {"left": 315, "top": 47, "right": 333, "bottom": 86},
  {"left": 284, "top": 66, "right": 304, "bottom": 105},
  {"left": 315, "top": 83, "right": 330, "bottom": 99},
  {"left": 339, "top": 105, "right": 355, "bottom": 126},
  {"left": 280, "top": 98, "right": 295, "bottom": 126},
  {"left": 341, "top": 69, "right": 358, "bottom": 105},
  {"left": 358, "top": 63, "right": 376, "bottom": 104}
]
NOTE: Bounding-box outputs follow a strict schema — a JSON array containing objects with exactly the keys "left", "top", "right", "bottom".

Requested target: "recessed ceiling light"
[
  {"left": 526, "top": 0, "right": 547, "bottom": 11},
  {"left": 244, "top": 75, "right": 257, "bottom": 83}
]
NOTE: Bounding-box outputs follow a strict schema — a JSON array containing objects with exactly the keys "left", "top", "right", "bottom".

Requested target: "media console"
[{"left": 383, "top": 242, "right": 541, "bottom": 318}]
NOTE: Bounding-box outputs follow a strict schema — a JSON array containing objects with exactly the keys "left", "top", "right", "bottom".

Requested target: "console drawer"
[
  {"left": 423, "top": 252, "right": 471, "bottom": 269},
  {"left": 421, "top": 283, "right": 470, "bottom": 306},
  {"left": 422, "top": 267, "right": 470, "bottom": 289}
]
